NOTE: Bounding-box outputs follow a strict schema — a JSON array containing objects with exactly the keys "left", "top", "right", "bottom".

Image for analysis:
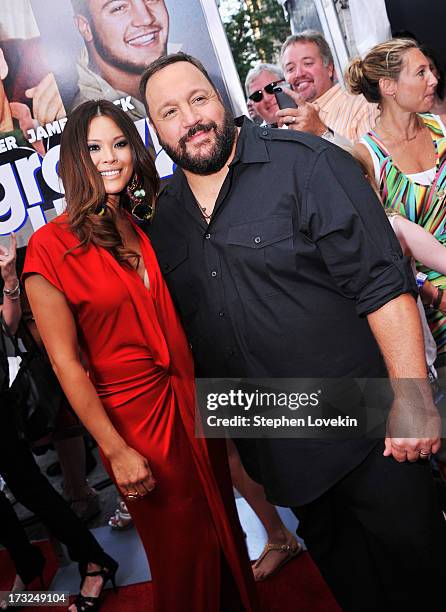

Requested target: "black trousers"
[
  {"left": 0, "top": 392, "right": 109, "bottom": 581},
  {"left": 292, "top": 441, "right": 446, "bottom": 612}
]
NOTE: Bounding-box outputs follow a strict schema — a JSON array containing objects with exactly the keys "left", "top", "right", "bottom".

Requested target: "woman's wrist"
[
  {"left": 439, "top": 289, "right": 446, "bottom": 312},
  {"left": 3, "top": 277, "right": 20, "bottom": 300},
  {"left": 102, "top": 437, "right": 129, "bottom": 461},
  {"left": 3, "top": 275, "right": 19, "bottom": 289},
  {"left": 420, "top": 280, "right": 436, "bottom": 306},
  {"left": 431, "top": 286, "right": 445, "bottom": 311}
]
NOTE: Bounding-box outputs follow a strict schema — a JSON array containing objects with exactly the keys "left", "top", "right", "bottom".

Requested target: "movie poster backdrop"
[{"left": 0, "top": 0, "right": 245, "bottom": 247}]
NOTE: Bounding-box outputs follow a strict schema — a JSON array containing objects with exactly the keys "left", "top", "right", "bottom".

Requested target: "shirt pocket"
[
  {"left": 226, "top": 216, "right": 294, "bottom": 299},
  {"left": 155, "top": 242, "right": 199, "bottom": 320}
]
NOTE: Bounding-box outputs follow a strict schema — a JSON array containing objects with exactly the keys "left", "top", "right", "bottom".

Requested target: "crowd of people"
[{"left": 1, "top": 10, "right": 446, "bottom": 612}]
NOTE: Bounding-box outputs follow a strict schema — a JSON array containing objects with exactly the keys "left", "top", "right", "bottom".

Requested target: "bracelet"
[
  {"left": 3, "top": 279, "right": 19, "bottom": 295},
  {"left": 432, "top": 287, "right": 444, "bottom": 310},
  {"left": 4, "top": 290, "right": 21, "bottom": 300}
]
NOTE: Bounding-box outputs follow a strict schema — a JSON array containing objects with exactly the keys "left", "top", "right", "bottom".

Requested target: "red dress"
[{"left": 23, "top": 215, "right": 259, "bottom": 612}]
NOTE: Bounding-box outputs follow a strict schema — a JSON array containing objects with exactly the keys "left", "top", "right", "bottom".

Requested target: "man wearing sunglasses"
[{"left": 245, "top": 63, "right": 284, "bottom": 127}]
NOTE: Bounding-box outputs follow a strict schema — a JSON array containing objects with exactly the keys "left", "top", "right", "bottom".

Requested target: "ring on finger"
[
  {"left": 419, "top": 449, "right": 431, "bottom": 458},
  {"left": 124, "top": 492, "right": 140, "bottom": 501}
]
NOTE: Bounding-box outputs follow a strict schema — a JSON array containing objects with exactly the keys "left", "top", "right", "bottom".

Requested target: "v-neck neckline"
[
  {"left": 130, "top": 219, "right": 150, "bottom": 292},
  {"left": 372, "top": 124, "right": 440, "bottom": 187}
]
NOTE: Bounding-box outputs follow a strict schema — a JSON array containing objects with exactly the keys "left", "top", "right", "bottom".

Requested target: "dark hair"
[
  {"left": 58, "top": 100, "right": 159, "bottom": 267},
  {"left": 139, "top": 52, "right": 217, "bottom": 116},
  {"left": 345, "top": 38, "right": 419, "bottom": 103}
]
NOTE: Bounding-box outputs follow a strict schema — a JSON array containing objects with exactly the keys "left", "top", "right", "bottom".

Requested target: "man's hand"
[
  {"left": 384, "top": 380, "right": 441, "bottom": 462},
  {"left": 0, "top": 232, "right": 17, "bottom": 285},
  {"left": 367, "top": 294, "right": 442, "bottom": 462},
  {"left": 10, "top": 101, "right": 46, "bottom": 156},
  {"left": 276, "top": 88, "right": 327, "bottom": 136},
  {"left": 25, "top": 73, "right": 65, "bottom": 126}
]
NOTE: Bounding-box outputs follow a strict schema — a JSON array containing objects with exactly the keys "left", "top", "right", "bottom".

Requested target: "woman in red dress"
[{"left": 23, "top": 100, "right": 258, "bottom": 612}]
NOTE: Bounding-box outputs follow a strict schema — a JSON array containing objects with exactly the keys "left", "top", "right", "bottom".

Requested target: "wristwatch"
[
  {"left": 416, "top": 271, "right": 428, "bottom": 288},
  {"left": 320, "top": 127, "right": 335, "bottom": 142}
]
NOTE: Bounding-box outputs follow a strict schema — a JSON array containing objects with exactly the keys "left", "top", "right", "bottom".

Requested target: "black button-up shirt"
[{"left": 149, "top": 118, "right": 417, "bottom": 505}]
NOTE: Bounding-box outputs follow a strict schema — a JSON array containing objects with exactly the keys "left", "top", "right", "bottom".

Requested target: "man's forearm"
[{"left": 367, "top": 293, "right": 427, "bottom": 379}]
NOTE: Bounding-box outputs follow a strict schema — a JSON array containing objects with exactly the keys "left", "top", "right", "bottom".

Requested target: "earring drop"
[{"left": 127, "top": 175, "right": 153, "bottom": 223}]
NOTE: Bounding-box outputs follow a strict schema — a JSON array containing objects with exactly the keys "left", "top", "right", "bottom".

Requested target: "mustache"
[{"left": 179, "top": 122, "right": 218, "bottom": 149}]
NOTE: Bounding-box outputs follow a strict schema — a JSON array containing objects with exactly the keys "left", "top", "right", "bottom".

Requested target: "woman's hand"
[
  {"left": 0, "top": 233, "right": 18, "bottom": 285},
  {"left": 108, "top": 445, "right": 156, "bottom": 500}
]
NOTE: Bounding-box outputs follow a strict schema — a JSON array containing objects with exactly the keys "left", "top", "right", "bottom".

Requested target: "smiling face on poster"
[{"left": 0, "top": 0, "right": 244, "bottom": 247}]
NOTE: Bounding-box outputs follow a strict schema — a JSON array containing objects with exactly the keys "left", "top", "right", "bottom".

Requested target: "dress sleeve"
[
  {"left": 301, "top": 146, "right": 417, "bottom": 316},
  {"left": 22, "top": 225, "right": 65, "bottom": 293}
]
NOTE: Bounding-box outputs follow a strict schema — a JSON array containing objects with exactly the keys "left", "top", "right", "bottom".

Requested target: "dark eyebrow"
[
  {"left": 158, "top": 88, "right": 210, "bottom": 112},
  {"left": 87, "top": 134, "right": 126, "bottom": 142},
  {"left": 285, "top": 55, "right": 315, "bottom": 67}
]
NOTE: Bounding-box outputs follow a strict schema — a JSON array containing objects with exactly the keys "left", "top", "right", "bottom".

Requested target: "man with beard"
[
  {"left": 278, "top": 30, "right": 378, "bottom": 144},
  {"left": 71, "top": 0, "right": 171, "bottom": 120},
  {"left": 141, "top": 52, "right": 446, "bottom": 611}
]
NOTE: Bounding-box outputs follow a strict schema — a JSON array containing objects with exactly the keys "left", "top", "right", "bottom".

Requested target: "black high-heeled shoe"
[{"left": 72, "top": 557, "right": 119, "bottom": 612}]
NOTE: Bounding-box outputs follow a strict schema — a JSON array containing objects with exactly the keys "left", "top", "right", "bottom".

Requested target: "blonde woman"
[{"left": 346, "top": 38, "right": 446, "bottom": 359}]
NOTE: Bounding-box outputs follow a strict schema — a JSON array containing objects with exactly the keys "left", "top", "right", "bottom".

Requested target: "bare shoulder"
[{"left": 351, "top": 142, "right": 374, "bottom": 178}]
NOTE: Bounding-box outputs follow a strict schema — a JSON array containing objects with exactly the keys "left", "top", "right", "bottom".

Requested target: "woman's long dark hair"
[{"left": 58, "top": 99, "right": 159, "bottom": 267}]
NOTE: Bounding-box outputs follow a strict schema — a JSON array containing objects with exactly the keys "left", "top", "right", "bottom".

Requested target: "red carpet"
[{"left": 0, "top": 541, "right": 340, "bottom": 611}]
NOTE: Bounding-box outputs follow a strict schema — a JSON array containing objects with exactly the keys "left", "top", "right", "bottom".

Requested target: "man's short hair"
[
  {"left": 139, "top": 52, "right": 218, "bottom": 116},
  {"left": 71, "top": 0, "right": 90, "bottom": 18},
  {"left": 280, "top": 30, "right": 334, "bottom": 68},
  {"left": 244, "top": 63, "right": 284, "bottom": 97}
]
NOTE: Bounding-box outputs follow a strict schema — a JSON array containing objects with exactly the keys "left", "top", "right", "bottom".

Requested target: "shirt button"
[
  {"left": 211, "top": 270, "right": 218, "bottom": 277},
  {"left": 262, "top": 130, "right": 268, "bottom": 136},
  {"left": 218, "top": 311, "right": 225, "bottom": 317},
  {"left": 254, "top": 236, "right": 261, "bottom": 244},
  {"left": 205, "top": 233, "right": 211, "bottom": 240},
  {"left": 392, "top": 253, "right": 399, "bottom": 261}
]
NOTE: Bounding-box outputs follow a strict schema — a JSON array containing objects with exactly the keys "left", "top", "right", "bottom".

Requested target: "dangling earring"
[
  {"left": 93, "top": 202, "right": 107, "bottom": 216},
  {"left": 127, "top": 175, "right": 153, "bottom": 223}
]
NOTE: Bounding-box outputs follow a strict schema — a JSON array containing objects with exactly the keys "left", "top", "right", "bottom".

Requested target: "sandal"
[
  {"left": 108, "top": 499, "right": 133, "bottom": 530},
  {"left": 72, "top": 558, "right": 118, "bottom": 612},
  {"left": 253, "top": 536, "right": 302, "bottom": 581}
]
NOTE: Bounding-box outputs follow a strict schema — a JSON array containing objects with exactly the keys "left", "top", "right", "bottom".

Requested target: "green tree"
[{"left": 220, "top": 0, "right": 290, "bottom": 87}]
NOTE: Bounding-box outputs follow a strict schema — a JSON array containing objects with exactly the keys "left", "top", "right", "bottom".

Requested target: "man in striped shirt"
[{"left": 278, "top": 30, "right": 379, "bottom": 145}]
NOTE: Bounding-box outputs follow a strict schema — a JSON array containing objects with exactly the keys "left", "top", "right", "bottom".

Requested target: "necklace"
[
  {"left": 378, "top": 115, "right": 424, "bottom": 143},
  {"left": 195, "top": 198, "right": 212, "bottom": 220}
]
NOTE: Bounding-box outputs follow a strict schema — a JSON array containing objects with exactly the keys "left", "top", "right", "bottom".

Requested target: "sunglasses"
[{"left": 248, "top": 80, "right": 284, "bottom": 103}]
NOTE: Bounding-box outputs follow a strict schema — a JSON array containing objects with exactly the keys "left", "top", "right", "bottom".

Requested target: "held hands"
[
  {"left": 109, "top": 445, "right": 156, "bottom": 502},
  {"left": 0, "top": 233, "right": 18, "bottom": 284},
  {"left": 276, "top": 88, "right": 327, "bottom": 136},
  {"left": 25, "top": 73, "right": 65, "bottom": 126},
  {"left": 384, "top": 380, "right": 441, "bottom": 462}
]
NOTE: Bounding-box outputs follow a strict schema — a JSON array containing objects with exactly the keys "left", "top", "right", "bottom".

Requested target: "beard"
[
  {"left": 158, "top": 107, "right": 237, "bottom": 175},
  {"left": 89, "top": 20, "right": 167, "bottom": 75}
]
